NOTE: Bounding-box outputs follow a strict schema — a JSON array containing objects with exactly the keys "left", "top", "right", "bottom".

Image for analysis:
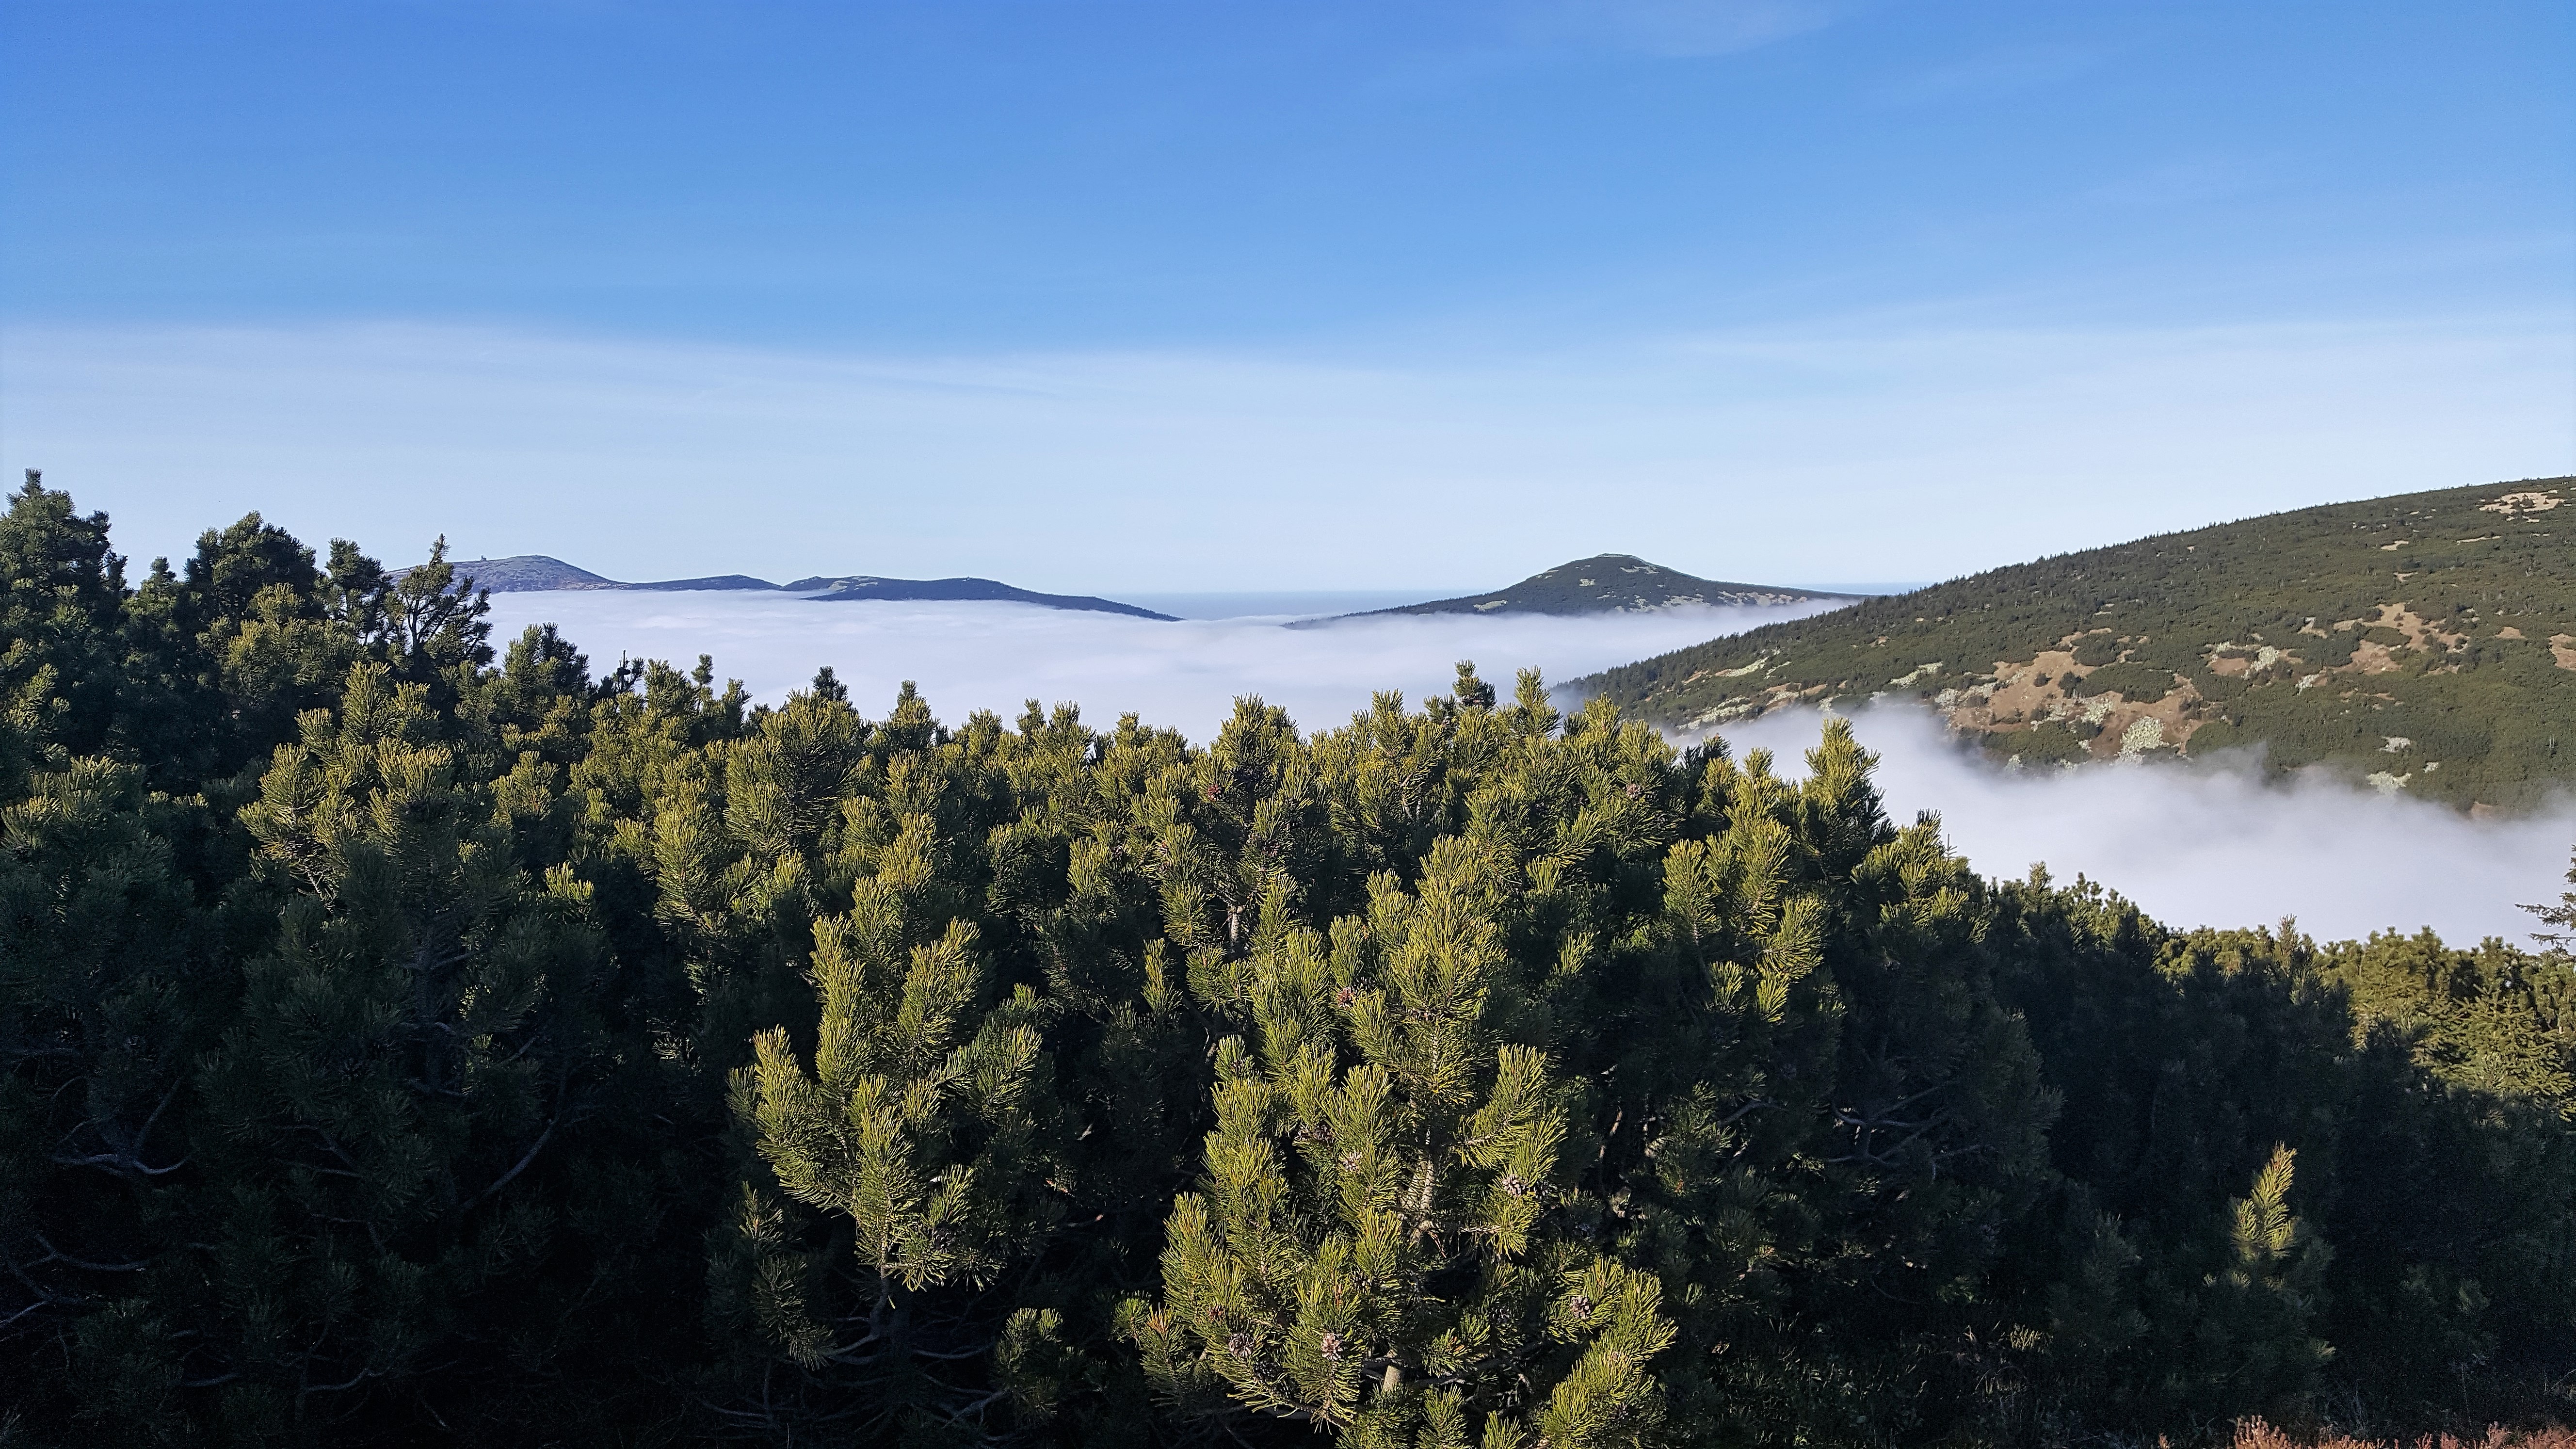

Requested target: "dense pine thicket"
[{"left": 4, "top": 472, "right": 2573, "bottom": 1448}]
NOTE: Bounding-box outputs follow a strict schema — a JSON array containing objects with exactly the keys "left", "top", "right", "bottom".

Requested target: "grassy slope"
[
  {"left": 1344, "top": 552, "right": 1848, "bottom": 619},
  {"left": 1575, "top": 478, "right": 2576, "bottom": 810}
]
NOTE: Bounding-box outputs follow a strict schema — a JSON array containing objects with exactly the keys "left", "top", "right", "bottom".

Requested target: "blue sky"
[{"left": 2, "top": 1, "right": 2570, "bottom": 591}]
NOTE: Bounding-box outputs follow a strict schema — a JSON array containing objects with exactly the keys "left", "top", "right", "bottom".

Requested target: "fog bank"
[
  {"left": 481, "top": 589, "right": 1839, "bottom": 742},
  {"left": 480, "top": 592, "right": 2573, "bottom": 947},
  {"left": 1712, "top": 706, "right": 2572, "bottom": 947}
]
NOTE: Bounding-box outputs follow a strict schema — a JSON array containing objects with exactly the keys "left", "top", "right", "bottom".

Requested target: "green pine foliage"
[{"left": 3, "top": 474, "right": 2573, "bottom": 1445}]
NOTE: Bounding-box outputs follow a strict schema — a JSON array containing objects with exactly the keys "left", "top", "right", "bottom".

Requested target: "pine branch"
[
  {"left": 29, "top": 1236, "right": 150, "bottom": 1273},
  {"left": 461, "top": 1115, "right": 559, "bottom": 1211},
  {"left": 48, "top": 1147, "right": 190, "bottom": 1178}
]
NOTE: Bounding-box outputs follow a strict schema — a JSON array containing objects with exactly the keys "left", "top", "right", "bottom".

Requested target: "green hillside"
[
  {"left": 1313, "top": 551, "right": 1848, "bottom": 623},
  {"left": 1577, "top": 477, "right": 2576, "bottom": 811}
]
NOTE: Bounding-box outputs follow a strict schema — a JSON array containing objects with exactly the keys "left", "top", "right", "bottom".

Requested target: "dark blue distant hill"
[
  {"left": 436, "top": 555, "right": 623, "bottom": 591},
  {"left": 781, "top": 575, "right": 1175, "bottom": 620},
  {"left": 1293, "top": 553, "right": 1851, "bottom": 627},
  {"left": 624, "top": 574, "right": 785, "bottom": 593},
  {"left": 427, "top": 555, "right": 1175, "bottom": 619}
]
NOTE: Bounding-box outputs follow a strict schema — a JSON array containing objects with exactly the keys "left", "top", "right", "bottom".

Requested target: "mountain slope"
[
  {"left": 445, "top": 555, "right": 626, "bottom": 591},
  {"left": 621, "top": 573, "right": 786, "bottom": 592},
  {"left": 1576, "top": 478, "right": 2576, "bottom": 811},
  {"left": 1313, "top": 553, "right": 1847, "bottom": 623}
]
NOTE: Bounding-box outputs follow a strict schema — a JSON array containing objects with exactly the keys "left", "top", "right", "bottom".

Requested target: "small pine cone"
[
  {"left": 1500, "top": 1173, "right": 1529, "bottom": 1197},
  {"left": 1227, "top": 1332, "right": 1256, "bottom": 1359},
  {"left": 1319, "top": 1332, "right": 1343, "bottom": 1361},
  {"left": 1568, "top": 1293, "right": 1594, "bottom": 1323}
]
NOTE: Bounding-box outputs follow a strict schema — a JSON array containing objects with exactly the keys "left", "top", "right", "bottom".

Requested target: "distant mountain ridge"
[
  {"left": 1302, "top": 553, "right": 1852, "bottom": 626},
  {"left": 437, "top": 555, "right": 623, "bottom": 591},
  {"left": 1576, "top": 477, "right": 2576, "bottom": 812},
  {"left": 419, "top": 554, "right": 1177, "bottom": 620},
  {"left": 780, "top": 575, "right": 1175, "bottom": 620}
]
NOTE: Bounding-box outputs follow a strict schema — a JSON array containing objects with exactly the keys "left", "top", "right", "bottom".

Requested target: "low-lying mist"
[
  {"left": 483, "top": 591, "right": 2573, "bottom": 947},
  {"left": 481, "top": 590, "right": 1843, "bottom": 738},
  {"left": 1710, "top": 706, "right": 2571, "bottom": 947}
]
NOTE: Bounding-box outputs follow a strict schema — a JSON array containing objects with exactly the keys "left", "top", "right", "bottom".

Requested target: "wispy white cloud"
[
  {"left": 1876, "top": 42, "right": 2103, "bottom": 105},
  {"left": 2, "top": 311, "right": 2567, "bottom": 591},
  {"left": 1509, "top": 0, "right": 1844, "bottom": 58},
  {"left": 2082, "top": 154, "right": 2273, "bottom": 210}
]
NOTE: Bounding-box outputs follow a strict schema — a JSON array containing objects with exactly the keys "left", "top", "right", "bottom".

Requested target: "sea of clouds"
[
  {"left": 480, "top": 589, "right": 1833, "bottom": 740},
  {"left": 1713, "top": 706, "right": 2572, "bottom": 950},
  {"left": 482, "top": 591, "right": 2574, "bottom": 948}
]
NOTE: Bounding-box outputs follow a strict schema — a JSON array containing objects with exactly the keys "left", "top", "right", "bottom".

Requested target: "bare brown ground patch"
[
  {"left": 2367, "top": 603, "right": 2468, "bottom": 650},
  {"left": 1927, "top": 649, "right": 2203, "bottom": 758},
  {"left": 1964, "top": 650, "right": 2085, "bottom": 724}
]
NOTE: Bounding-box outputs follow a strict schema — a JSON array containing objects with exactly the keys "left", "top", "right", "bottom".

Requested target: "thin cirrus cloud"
[
  {"left": 1875, "top": 42, "right": 2104, "bottom": 105},
  {"left": 2, "top": 309, "right": 2567, "bottom": 592},
  {"left": 2082, "top": 155, "right": 2274, "bottom": 211},
  {"left": 1510, "top": 0, "right": 1846, "bottom": 57}
]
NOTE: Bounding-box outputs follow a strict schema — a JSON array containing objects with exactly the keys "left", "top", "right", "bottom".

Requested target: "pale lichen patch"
[
  {"left": 2116, "top": 717, "right": 2167, "bottom": 759},
  {"left": 2480, "top": 489, "right": 2563, "bottom": 515}
]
